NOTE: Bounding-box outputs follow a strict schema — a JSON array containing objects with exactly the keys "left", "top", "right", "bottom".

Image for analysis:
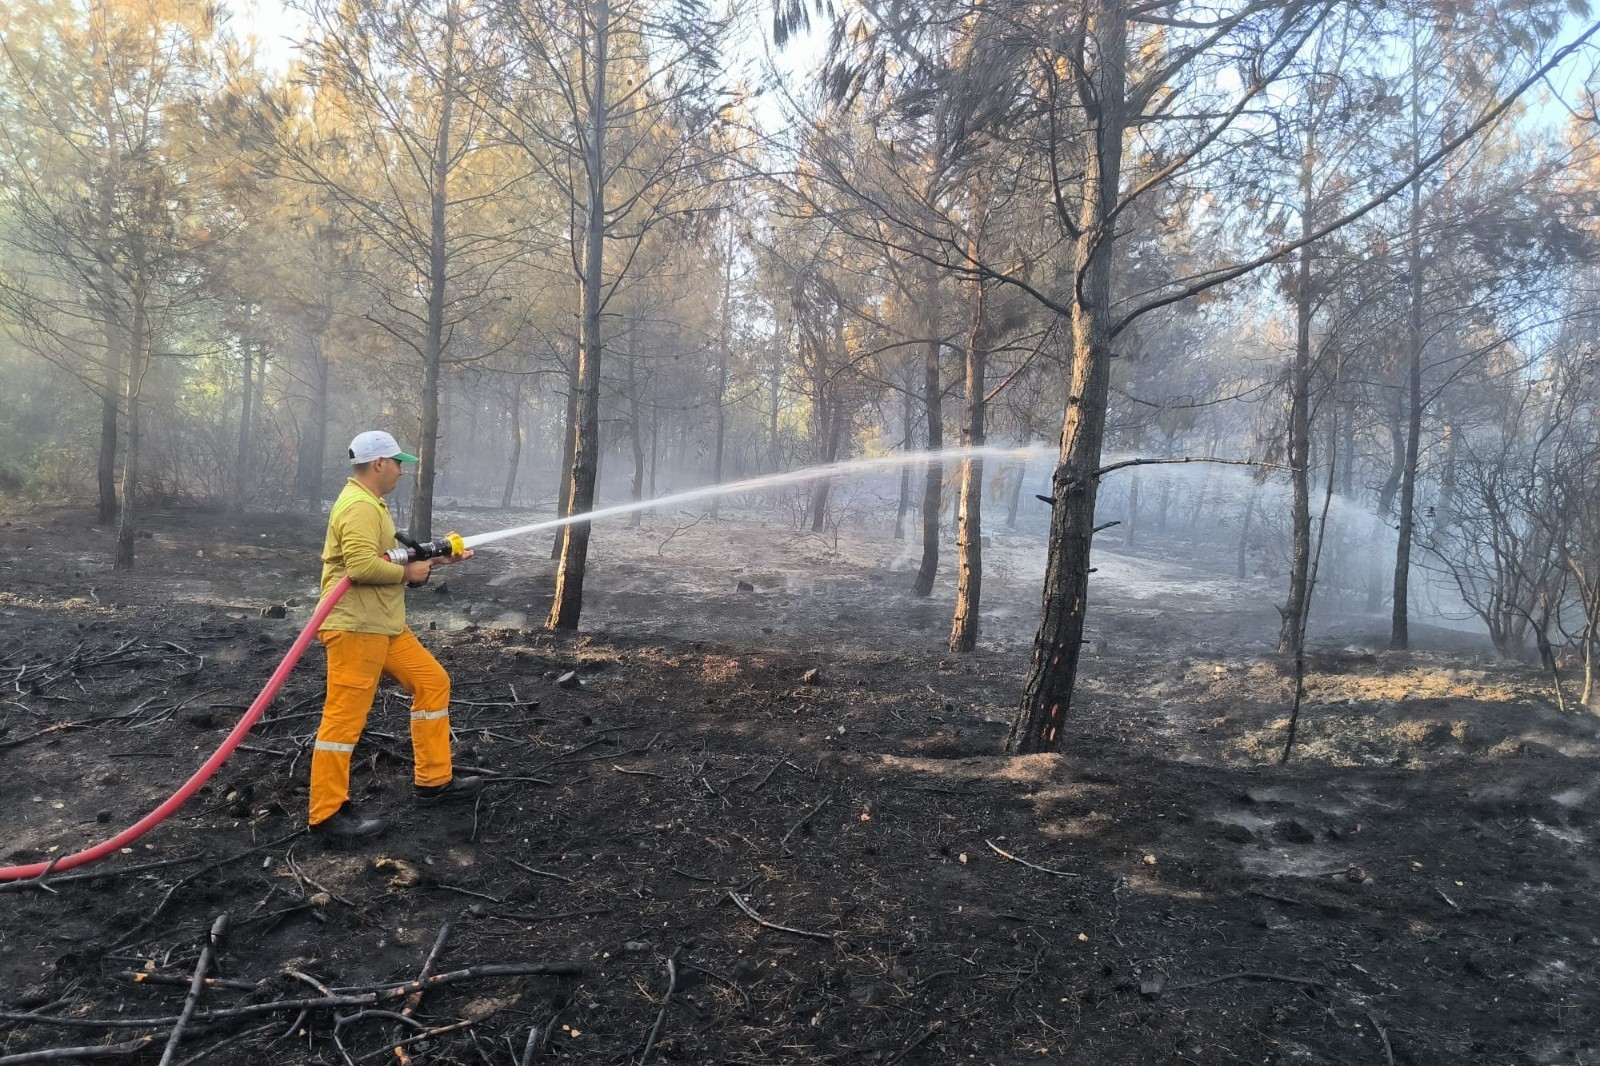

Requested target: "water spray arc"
[{"left": 0, "top": 444, "right": 1052, "bottom": 883}]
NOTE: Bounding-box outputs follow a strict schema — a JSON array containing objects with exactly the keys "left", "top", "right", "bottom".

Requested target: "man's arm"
[{"left": 337, "top": 503, "right": 407, "bottom": 586}]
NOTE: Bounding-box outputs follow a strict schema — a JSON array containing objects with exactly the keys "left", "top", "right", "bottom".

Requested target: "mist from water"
[{"left": 449, "top": 442, "right": 1484, "bottom": 650}]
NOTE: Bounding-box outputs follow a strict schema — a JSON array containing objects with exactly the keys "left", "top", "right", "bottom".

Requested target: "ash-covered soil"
[{"left": 1, "top": 502, "right": 1598, "bottom": 1065}]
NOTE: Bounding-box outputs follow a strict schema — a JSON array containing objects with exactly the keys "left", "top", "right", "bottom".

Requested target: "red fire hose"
[{"left": 0, "top": 577, "right": 351, "bottom": 883}]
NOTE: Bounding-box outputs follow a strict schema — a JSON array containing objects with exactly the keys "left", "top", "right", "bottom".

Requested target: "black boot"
[
  {"left": 413, "top": 776, "right": 483, "bottom": 805},
  {"left": 309, "top": 801, "right": 389, "bottom": 841}
]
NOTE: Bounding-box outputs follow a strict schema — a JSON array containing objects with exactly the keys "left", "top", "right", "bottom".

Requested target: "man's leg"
[
  {"left": 310, "top": 630, "right": 388, "bottom": 825},
  {"left": 382, "top": 627, "right": 454, "bottom": 788}
]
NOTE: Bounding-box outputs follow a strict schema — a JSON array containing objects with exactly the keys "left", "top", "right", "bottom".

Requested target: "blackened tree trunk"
[
  {"left": 913, "top": 268, "right": 943, "bottom": 597},
  {"left": 949, "top": 230, "right": 990, "bottom": 653},
  {"left": 114, "top": 291, "right": 148, "bottom": 571},
  {"left": 808, "top": 403, "right": 841, "bottom": 533},
  {"left": 627, "top": 328, "right": 646, "bottom": 529},
  {"left": 1238, "top": 490, "right": 1257, "bottom": 581},
  {"left": 1430, "top": 420, "right": 1456, "bottom": 541},
  {"left": 548, "top": 0, "right": 609, "bottom": 631},
  {"left": 711, "top": 223, "right": 732, "bottom": 518},
  {"left": 410, "top": 7, "right": 457, "bottom": 542},
  {"left": 1005, "top": 460, "right": 1024, "bottom": 529},
  {"left": 295, "top": 320, "right": 330, "bottom": 506},
  {"left": 233, "top": 330, "right": 255, "bottom": 513},
  {"left": 894, "top": 383, "right": 914, "bottom": 540},
  {"left": 1129, "top": 477, "right": 1143, "bottom": 546},
  {"left": 94, "top": 133, "right": 121, "bottom": 526},
  {"left": 553, "top": 341, "right": 579, "bottom": 558},
  {"left": 1392, "top": 62, "right": 1425, "bottom": 651},
  {"left": 1279, "top": 146, "right": 1316, "bottom": 655},
  {"left": 1007, "top": 0, "right": 1125, "bottom": 754},
  {"left": 97, "top": 337, "right": 121, "bottom": 526},
  {"left": 767, "top": 334, "right": 783, "bottom": 471},
  {"left": 501, "top": 372, "right": 524, "bottom": 508}
]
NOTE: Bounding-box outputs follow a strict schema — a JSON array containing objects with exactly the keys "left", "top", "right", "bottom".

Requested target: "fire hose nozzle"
[{"left": 384, "top": 531, "right": 467, "bottom": 564}]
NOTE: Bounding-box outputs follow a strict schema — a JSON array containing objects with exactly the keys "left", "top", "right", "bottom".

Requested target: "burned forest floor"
[{"left": 1, "top": 501, "right": 1599, "bottom": 1066}]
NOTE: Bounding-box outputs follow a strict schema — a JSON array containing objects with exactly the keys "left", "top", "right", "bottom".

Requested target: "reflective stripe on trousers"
[{"left": 310, "top": 627, "right": 453, "bottom": 825}]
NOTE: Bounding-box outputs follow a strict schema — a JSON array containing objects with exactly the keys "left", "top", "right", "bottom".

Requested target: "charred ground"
[{"left": 1, "top": 504, "right": 1598, "bottom": 1065}]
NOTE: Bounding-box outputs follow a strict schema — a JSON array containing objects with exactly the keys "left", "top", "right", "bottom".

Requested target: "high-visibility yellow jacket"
[{"left": 319, "top": 478, "right": 408, "bottom": 635}]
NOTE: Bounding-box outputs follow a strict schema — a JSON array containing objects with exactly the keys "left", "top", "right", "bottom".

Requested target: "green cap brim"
[{"left": 392, "top": 451, "right": 420, "bottom": 463}]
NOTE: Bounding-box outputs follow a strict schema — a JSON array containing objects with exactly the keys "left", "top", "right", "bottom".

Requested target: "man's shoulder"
[{"left": 330, "top": 482, "right": 388, "bottom": 523}]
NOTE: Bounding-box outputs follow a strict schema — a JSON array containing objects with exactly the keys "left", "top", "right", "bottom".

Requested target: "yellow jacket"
[{"left": 319, "top": 478, "right": 408, "bottom": 635}]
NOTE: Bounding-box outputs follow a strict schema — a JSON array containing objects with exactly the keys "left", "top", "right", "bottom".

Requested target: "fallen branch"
[
  {"left": 749, "top": 759, "right": 799, "bottom": 792},
  {"left": 506, "top": 859, "right": 573, "bottom": 884},
  {"left": 157, "top": 914, "right": 228, "bottom": 1066},
  {"left": 611, "top": 765, "right": 663, "bottom": 778},
  {"left": 483, "top": 907, "right": 612, "bottom": 925},
  {"left": 726, "top": 892, "right": 834, "bottom": 941},
  {"left": 779, "top": 794, "right": 832, "bottom": 855},
  {"left": 985, "top": 839, "right": 1082, "bottom": 877},
  {"left": 1367, "top": 1009, "right": 1395, "bottom": 1066},
  {"left": 354, "top": 1019, "right": 475, "bottom": 1064},
  {"left": 394, "top": 922, "right": 451, "bottom": 1066},
  {"left": 285, "top": 847, "right": 356, "bottom": 909},
  {"left": 0, "top": 964, "right": 585, "bottom": 1030},
  {"left": 638, "top": 955, "right": 678, "bottom": 1065},
  {"left": 677, "top": 960, "right": 750, "bottom": 1008},
  {"left": 884, "top": 1021, "right": 943, "bottom": 1065},
  {"left": 1167, "top": 971, "right": 1326, "bottom": 993},
  {"left": 109, "top": 832, "right": 299, "bottom": 947},
  {"left": 0, "top": 1035, "right": 159, "bottom": 1064},
  {"left": 122, "top": 973, "right": 260, "bottom": 992},
  {"left": 171, "top": 1020, "right": 280, "bottom": 1066},
  {"left": 517, "top": 1024, "right": 540, "bottom": 1066}
]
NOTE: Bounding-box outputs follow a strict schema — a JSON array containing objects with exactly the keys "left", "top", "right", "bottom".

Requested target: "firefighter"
[{"left": 308, "top": 430, "right": 480, "bottom": 840}]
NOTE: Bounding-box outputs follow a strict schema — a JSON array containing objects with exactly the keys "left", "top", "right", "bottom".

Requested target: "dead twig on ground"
[
  {"left": 355, "top": 1019, "right": 475, "bottom": 1064},
  {"left": 727, "top": 892, "right": 834, "bottom": 941},
  {"left": 123, "top": 972, "right": 260, "bottom": 992},
  {"left": 678, "top": 960, "right": 751, "bottom": 1008},
  {"left": 750, "top": 759, "right": 800, "bottom": 792},
  {"left": 883, "top": 1021, "right": 943, "bottom": 1065},
  {"left": 284, "top": 846, "right": 356, "bottom": 909},
  {"left": 171, "top": 1020, "right": 280, "bottom": 1066},
  {"left": 657, "top": 513, "right": 709, "bottom": 555},
  {"left": 985, "top": 839, "right": 1083, "bottom": 877},
  {"left": 779, "top": 795, "right": 832, "bottom": 855},
  {"left": 612, "top": 765, "right": 663, "bottom": 778},
  {"left": 483, "top": 907, "right": 612, "bottom": 924},
  {"left": 109, "top": 832, "right": 299, "bottom": 947},
  {"left": 0, "top": 1035, "right": 160, "bottom": 1064},
  {"left": 9, "top": 857, "right": 63, "bottom": 895},
  {"left": 516, "top": 1024, "right": 539, "bottom": 1066},
  {"left": 638, "top": 953, "right": 679, "bottom": 1064},
  {"left": 156, "top": 914, "right": 228, "bottom": 1066},
  {"left": 1366, "top": 1009, "right": 1395, "bottom": 1066},
  {"left": 394, "top": 922, "right": 451, "bottom": 1066},
  {"left": 0, "top": 964, "right": 583, "bottom": 1031},
  {"left": 506, "top": 858, "right": 573, "bottom": 884},
  {"left": 432, "top": 884, "right": 503, "bottom": 904},
  {"left": 1167, "top": 971, "right": 1327, "bottom": 993}
]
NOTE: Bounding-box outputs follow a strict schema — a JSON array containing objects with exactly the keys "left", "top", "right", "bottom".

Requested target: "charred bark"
[
  {"left": 1007, "top": 0, "right": 1125, "bottom": 754},
  {"left": 913, "top": 269, "right": 943, "bottom": 597},
  {"left": 548, "top": 0, "right": 609, "bottom": 631}
]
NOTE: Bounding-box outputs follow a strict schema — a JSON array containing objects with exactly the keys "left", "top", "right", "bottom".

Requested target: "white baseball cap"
[{"left": 348, "top": 430, "right": 419, "bottom": 464}]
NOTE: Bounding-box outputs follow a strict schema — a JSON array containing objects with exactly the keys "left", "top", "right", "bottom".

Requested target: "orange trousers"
[{"left": 310, "top": 628, "right": 454, "bottom": 825}]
